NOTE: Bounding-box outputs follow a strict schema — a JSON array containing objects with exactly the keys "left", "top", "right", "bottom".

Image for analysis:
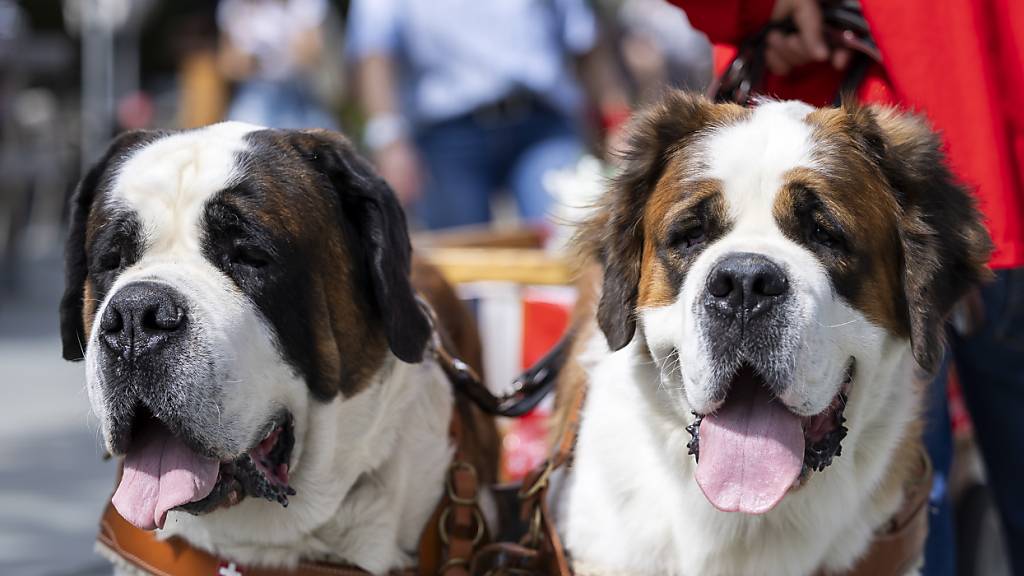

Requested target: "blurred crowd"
[{"left": 0, "top": 0, "right": 713, "bottom": 268}]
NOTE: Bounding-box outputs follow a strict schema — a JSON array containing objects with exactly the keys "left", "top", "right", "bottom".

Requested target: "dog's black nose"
[
  {"left": 706, "top": 253, "right": 789, "bottom": 319},
  {"left": 100, "top": 281, "right": 187, "bottom": 359}
]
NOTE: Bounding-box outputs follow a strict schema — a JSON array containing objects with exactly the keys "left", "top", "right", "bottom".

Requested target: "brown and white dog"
[
  {"left": 59, "top": 123, "right": 495, "bottom": 573},
  {"left": 555, "top": 93, "right": 991, "bottom": 575}
]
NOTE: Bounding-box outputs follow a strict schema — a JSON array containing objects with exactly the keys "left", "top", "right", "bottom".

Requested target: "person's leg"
[
  {"left": 507, "top": 109, "right": 584, "bottom": 223},
  {"left": 414, "top": 116, "right": 497, "bottom": 230},
  {"left": 951, "top": 267, "right": 1024, "bottom": 575},
  {"left": 921, "top": 354, "right": 956, "bottom": 576}
]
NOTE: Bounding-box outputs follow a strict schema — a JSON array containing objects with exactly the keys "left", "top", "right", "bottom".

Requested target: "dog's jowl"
[
  {"left": 60, "top": 123, "right": 491, "bottom": 573},
  {"left": 559, "top": 92, "right": 992, "bottom": 576}
]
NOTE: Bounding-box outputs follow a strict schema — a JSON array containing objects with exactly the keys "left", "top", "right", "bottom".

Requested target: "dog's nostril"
[
  {"left": 707, "top": 270, "right": 735, "bottom": 298},
  {"left": 142, "top": 304, "right": 185, "bottom": 332},
  {"left": 752, "top": 270, "right": 788, "bottom": 297},
  {"left": 100, "top": 307, "right": 124, "bottom": 334}
]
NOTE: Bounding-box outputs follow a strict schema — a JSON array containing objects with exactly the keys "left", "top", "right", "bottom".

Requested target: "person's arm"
[
  {"left": 576, "top": 36, "right": 632, "bottom": 154},
  {"left": 558, "top": 0, "right": 631, "bottom": 154},
  {"left": 347, "top": 0, "right": 422, "bottom": 205},
  {"left": 355, "top": 54, "right": 422, "bottom": 205},
  {"left": 669, "top": 0, "right": 845, "bottom": 76},
  {"left": 288, "top": 0, "right": 328, "bottom": 70}
]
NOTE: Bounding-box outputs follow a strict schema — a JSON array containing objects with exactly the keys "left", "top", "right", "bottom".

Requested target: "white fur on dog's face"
[
  {"left": 83, "top": 123, "right": 311, "bottom": 466},
  {"left": 639, "top": 102, "right": 880, "bottom": 423}
]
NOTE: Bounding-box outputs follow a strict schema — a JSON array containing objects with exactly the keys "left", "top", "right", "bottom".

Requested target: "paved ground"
[{"left": 0, "top": 255, "right": 113, "bottom": 576}]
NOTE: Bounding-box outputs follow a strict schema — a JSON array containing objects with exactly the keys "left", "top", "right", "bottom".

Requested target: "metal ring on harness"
[
  {"left": 438, "top": 506, "right": 486, "bottom": 547},
  {"left": 438, "top": 556, "right": 470, "bottom": 576},
  {"left": 446, "top": 460, "right": 480, "bottom": 506}
]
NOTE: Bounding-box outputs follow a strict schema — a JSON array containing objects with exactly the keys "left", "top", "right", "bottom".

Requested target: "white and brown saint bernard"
[
  {"left": 557, "top": 93, "right": 992, "bottom": 576},
  {"left": 59, "top": 123, "right": 495, "bottom": 573}
]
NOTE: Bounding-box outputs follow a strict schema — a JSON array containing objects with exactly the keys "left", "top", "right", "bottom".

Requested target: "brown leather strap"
[
  {"left": 508, "top": 378, "right": 588, "bottom": 576},
  {"left": 98, "top": 503, "right": 393, "bottom": 576},
  {"left": 418, "top": 410, "right": 489, "bottom": 576}
]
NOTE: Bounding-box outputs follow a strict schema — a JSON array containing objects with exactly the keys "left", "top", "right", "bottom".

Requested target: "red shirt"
[{"left": 673, "top": 0, "right": 1024, "bottom": 269}]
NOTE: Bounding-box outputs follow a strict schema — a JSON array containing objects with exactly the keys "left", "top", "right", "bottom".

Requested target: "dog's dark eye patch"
[
  {"left": 201, "top": 190, "right": 321, "bottom": 396},
  {"left": 87, "top": 212, "right": 143, "bottom": 300},
  {"left": 664, "top": 194, "right": 728, "bottom": 254},
  {"left": 776, "top": 179, "right": 871, "bottom": 312},
  {"left": 784, "top": 185, "right": 851, "bottom": 255},
  {"left": 202, "top": 198, "right": 282, "bottom": 278}
]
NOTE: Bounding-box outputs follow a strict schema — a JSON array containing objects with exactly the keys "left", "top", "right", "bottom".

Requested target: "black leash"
[
  {"left": 709, "top": 1, "right": 881, "bottom": 106},
  {"left": 417, "top": 295, "right": 570, "bottom": 418}
]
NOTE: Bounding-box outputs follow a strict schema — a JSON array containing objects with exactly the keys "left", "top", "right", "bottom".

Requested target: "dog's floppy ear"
[
  {"left": 851, "top": 105, "right": 993, "bottom": 373},
  {"left": 291, "top": 129, "right": 431, "bottom": 363},
  {"left": 60, "top": 130, "right": 164, "bottom": 361},
  {"left": 582, "top": 91, "right": 721, "bottom": 350}
]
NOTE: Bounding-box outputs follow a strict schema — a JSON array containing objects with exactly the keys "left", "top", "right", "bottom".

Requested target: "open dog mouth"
[
  {"left": 685, "top": 359, "right": 854, "bottom": 515},
  {"left": 111, "top": 408, "right": 296, "bottom": 531}
]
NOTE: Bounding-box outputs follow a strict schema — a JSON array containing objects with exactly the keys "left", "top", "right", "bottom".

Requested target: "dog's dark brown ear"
[
  {"left": 60, "top": 130, "right": 164, "bottom": 361},
  {"left": 583, "top": 91, "right": 721, "bottom": 350},
  {"left": 851, "top": 105, "right": 993, "bottom": 373},
  {"left": 291, "top": 129, "right": 431, "bottom": 364}
]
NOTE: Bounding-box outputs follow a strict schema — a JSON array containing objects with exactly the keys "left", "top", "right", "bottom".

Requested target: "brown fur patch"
[
  {"left": 772, "top": 162, "right": 907, "bottom": 336},
  {"left": 639, "top": 175, "right": 727, "bottom": 309},
  {"left": 82, "top": 280, "right": 97, "bottom": 345}
]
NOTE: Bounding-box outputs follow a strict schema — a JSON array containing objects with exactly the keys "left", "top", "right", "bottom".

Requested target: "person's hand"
[
  {"left": 765, "top": 0, "right": 852, "bottom": 76},
  {"left": 374, "top": 139, "right": 423, "bottom": 206}
]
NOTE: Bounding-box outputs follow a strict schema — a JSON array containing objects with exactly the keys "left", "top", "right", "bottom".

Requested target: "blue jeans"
[
  {"left": 923, "top": 268, "right": 1024, "bottom": 576},
  {"left": 413, "top": 104, "right": 583, "bottom": 230}
]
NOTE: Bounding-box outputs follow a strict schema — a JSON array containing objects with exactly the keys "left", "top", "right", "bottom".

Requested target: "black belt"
[{"left": 471, "top": 91, "right": 548, "bottom": 125}]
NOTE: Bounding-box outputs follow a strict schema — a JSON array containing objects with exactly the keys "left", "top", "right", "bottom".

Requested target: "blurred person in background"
[
  {"left": 668, "top": 1, "right": 1024, "bottom": 574},
  {"left": 217, "top": 0, "right": 337, "bottom": 129},
  {"left": 613, "top": 0, "right": 712, "bottom": 102},
  {"left": 346, "top": 0, "right": 629, "bottom": 230}
]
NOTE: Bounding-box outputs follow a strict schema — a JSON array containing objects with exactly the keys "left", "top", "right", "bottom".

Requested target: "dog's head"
[
  {"left": 582, "top": 93, "right": 991, "bottom": 514},
  {"left": 60, "top": 123, "right": 430, "bottom": 530}
]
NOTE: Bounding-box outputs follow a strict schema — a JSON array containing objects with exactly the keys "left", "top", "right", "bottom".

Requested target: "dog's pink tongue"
[
  {"left": 112, "top": 424, "right": 220, "bottom": 530},
  {"left": 694, "top": 381, "right": 804, "bottom": 514}
]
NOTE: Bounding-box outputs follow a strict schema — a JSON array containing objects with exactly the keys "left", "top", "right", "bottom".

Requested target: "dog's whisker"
[{"left": 815, "top": 318, "right": 861, "bottom": 329}]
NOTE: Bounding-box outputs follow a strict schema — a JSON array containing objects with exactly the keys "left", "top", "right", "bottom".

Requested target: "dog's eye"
[
  {"left": 672, "top": 225, "right": 706, "bottom": 250},
  {"left": 812, "top": 224, "right": 840, "bottom": 248},
  {"left": 230, "top": 245, "right": 270, "bottom": 268},
  {"left": 97, "top": 250, "right": 122, "bottom": 272}
]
